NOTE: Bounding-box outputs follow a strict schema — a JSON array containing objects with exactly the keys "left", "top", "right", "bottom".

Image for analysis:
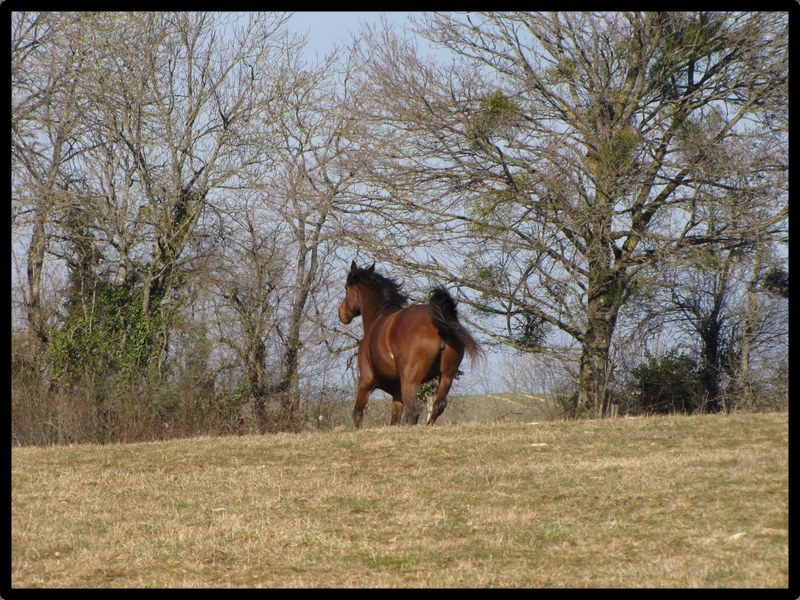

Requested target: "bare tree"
[
  {"left": 621, "top": 235, "right": 788, "bottom": 413},
  {"left": 12, "top": 11, "right": 372, "bottom": 440},
  {"left": 208, "top": 197, "right": 287, "bottom": 430},
  {"left": 11, "top": 12, "right": 298, "bottom": 435},
  {"left": 12, "top": 12, "right": 92, "bottom": 356},
  {"left": 343, "top": 11, "right": 788, "bottom": 417},
  {"left": 196, "top": 37, "right": 366, "bottom": 431},
  {"left": 254, "top": 46, "right": 366, "bottom": 427}
]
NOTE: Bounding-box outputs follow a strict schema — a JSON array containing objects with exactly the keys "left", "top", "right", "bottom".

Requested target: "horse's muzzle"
[{"left": 338, "top": 303, "right": 354, "bottom": 324}]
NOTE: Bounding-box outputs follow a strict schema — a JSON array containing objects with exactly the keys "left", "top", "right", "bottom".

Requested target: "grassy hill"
[
  {"left": 308, "top": 392, "right": 565, "bottom": 430},
  {"left": 11, "top": 411, "right": 788, "bottom": 588}
]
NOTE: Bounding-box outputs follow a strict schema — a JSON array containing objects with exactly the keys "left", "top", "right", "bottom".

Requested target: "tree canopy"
[{"left": 11, "top": 11, "right": 788, "bottom": 442}]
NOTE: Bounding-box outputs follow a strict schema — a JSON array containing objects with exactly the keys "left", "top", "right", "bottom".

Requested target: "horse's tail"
[{"left": 428, "top": 287, "right": 484, "bottom": 363}]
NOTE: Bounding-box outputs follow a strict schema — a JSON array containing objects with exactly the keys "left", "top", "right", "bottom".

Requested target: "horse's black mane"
[{"left": 348, "top": 266, "right": 409, "bottom": 309}]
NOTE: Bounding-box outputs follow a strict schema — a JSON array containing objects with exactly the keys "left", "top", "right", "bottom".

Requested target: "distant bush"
[{"left": 625, "top": 351, "right": 705, "bottom": 415}]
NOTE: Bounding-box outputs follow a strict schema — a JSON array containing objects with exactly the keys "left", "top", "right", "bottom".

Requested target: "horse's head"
[{"left": 338, "top": 261, "right": 373, "bottom": 324}]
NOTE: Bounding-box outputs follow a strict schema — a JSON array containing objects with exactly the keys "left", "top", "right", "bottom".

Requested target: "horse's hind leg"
[
  {"left": 428, "top": 347, "right": 461, "bottom": 425},
  {"left": 428, "top": 373, "right": 454, "bottom": 424}
]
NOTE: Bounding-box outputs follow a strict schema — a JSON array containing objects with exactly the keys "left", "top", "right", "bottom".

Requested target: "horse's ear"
[
  {"left": 350, "top": 260, "right": 358, "bottom": 272},
  {"left": 367, "top": 263, "right": 375, "bottom": 273}
]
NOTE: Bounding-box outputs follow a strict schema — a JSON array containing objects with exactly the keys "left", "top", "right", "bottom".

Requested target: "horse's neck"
[{"left": 359, "top": 291, "right": 393, "bottom": 330}]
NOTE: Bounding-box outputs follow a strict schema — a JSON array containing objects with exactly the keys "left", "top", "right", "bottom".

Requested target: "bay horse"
[{"left": 338, "top": 261, "right": 483, "bottom": 428}]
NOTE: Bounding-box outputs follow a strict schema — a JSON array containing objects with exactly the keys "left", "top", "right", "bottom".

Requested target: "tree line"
[{"left": 11, "top": 12, "right": 788, "bottom": 445}]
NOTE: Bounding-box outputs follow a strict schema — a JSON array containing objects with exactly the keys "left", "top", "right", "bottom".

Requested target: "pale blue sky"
[{"left": 287, "top": 11, "right": 413, "bottom": 59}]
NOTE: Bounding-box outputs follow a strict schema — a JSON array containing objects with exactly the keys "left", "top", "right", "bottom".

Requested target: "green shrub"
[{"left": 626, "top": 351, "right": 705, "bottom": 414}]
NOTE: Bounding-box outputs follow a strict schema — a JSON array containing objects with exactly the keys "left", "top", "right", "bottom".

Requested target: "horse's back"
[{"left": 386, "top": 305, "right": 442, "bottom": 353}]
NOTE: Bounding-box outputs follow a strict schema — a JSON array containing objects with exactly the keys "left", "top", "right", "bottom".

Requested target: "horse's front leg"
[
  {"left": 390, "top": 397, "right": 404, "bottom": 425},
  {"left": 401, "top": 385, "right": 420, "bottom": 425},
  {"left": 353, "top": 379, "right": 375, "bottom": 429}
]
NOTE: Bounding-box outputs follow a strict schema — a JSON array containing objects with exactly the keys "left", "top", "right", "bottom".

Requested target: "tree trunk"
[
  {"left": 576, "top": 309, "right": 615, "bottom": 419},
  {"left": 576, "top": 253, "right": 625, "bottom": 419},
  {"left": 26, "top": 212, "right": 49, "bottom": 349},
  {"left": 278, "top": 249, "right": 315, "bottom": 428}
]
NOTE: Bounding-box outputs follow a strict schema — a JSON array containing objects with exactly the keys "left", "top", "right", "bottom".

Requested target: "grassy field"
[
  {"left": 306, "top": 392, "right": 565, "bottom": 430},
  {"left": 10, "top": 412, "right": 788, "bottom": 588}
]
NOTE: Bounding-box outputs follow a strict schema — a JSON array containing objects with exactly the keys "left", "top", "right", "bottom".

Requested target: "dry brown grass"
[{"left": 11, "top": 412, "right": 788, "bottom": 588}]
